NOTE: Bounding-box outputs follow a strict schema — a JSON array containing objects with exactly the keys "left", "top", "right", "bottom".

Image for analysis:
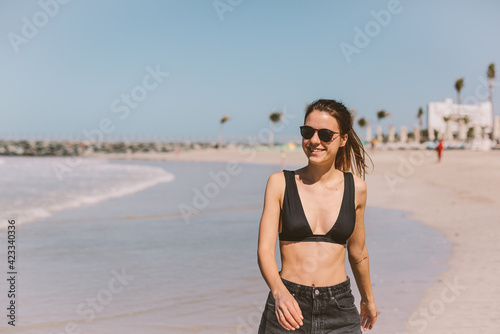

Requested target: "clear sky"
[{"left": 1, "top": 0, "right": 499, "bottom": 141}]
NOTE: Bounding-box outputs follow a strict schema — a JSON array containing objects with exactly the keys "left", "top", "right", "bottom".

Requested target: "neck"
[{"left": 304, "top": 161, "right": 339, "bottom": 183}]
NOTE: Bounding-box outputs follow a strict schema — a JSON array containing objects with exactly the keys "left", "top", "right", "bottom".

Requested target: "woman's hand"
[
  {"left": 360, "top": 300, "right": 378, "bottom": 331},
  {"left": 274, "top": 290, "right": 304, "bottom": 330}
]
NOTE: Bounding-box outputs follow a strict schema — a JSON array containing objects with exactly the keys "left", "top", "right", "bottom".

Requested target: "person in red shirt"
[{"left": 436, "top": 139, "right": 444, "bottom": 163}]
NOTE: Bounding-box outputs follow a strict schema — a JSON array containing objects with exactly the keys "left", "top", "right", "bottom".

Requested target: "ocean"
[{"left": 0, "top": 156, "right": 450, "bottom": 333}]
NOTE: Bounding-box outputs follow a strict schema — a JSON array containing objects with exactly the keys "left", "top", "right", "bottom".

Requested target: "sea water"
[
  {"left": 0, "top": 156, "right": 450, "bottom": 333},
  {"left": 0, "top": 157, "right": 175, "bottom": 229}
]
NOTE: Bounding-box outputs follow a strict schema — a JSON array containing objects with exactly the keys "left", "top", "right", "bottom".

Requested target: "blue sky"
[{"left": 0, "top": 0, "right": 499, "bottom": 140}]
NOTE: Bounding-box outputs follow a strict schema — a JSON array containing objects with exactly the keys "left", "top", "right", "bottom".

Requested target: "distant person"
[
  {"left": 436, "top": 139, "right": 444, "bottom": 163},
  {"left": 370, "top": 138, "right": 378, "bottom": 151},
  {"left": 257, "top": 99, "right": 377, "bottom": 333}
]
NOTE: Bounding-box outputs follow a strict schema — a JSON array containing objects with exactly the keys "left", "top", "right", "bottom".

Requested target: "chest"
[{"left": 294, "top": 180, "right": 345, "bottom": 234}]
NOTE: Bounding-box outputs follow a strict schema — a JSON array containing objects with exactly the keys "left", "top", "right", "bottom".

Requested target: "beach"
[
  {"left": 3, "top": 1, "right": 499, "bottom": 333},
  {"left": 90, "top": 147, "right": 500, "bottom": 333},
  {"left": 0, "top": 148, "right": 497, "bottom": 333},
  {"left": 363, "top": 149, "right": 500, "bottom": 333}
]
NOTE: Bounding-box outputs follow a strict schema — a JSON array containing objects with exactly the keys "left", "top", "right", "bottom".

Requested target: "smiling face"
[{"left": 302, "top": 110, "right": 348, "bottom": 165}]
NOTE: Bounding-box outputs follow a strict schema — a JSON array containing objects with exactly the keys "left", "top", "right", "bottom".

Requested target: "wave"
[
  {"left": 48, "top": 173, "right": 174, "bottom": 211},
  {"left": 0, "top": 157, "right": 175, "bottom": 229}
]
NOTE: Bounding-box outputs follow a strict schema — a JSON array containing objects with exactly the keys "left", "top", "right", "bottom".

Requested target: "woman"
[{"left": 257, "top": 99, "right": 378, "bottom": 333}]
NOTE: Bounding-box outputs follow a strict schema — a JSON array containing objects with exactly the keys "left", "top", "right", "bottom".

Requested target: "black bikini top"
[{"left": 279, "top": 170, "right": 356, "bottom": 245}]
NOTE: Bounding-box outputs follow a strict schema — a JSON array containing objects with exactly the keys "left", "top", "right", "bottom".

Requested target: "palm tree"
[
  {"left": 217, "top": 115, "right": 231, "bottom": 149},
  {"left": 455, "top": 78, "right": 464, "bottom": 118},
  {"left": 269, "top": 111, "right": 283, "bottom": 147},
  {"left": 454, "top": 78, "right": 465, "bottom": 141},
  {"left": 357, "top": 117, "right": 367, "bottom": 128},
  {"left": 488, "top": 63, "right": 495, "bottom": 139},
  {"left": 417, "top": 107, "right": 424, "bottom": 142},
  {"left": 376, "top": 110, "right": 390, "bottom": 142}
]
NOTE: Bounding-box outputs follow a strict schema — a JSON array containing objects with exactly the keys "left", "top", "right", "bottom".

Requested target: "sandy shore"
[
  {"left": 361, "top": 149, "right": 500, "bottom": 333},
  {"left": 90, "top": 148, "right": 500, "bottom": 333}
]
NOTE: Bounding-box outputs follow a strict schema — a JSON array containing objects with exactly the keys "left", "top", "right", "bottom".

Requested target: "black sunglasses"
[{"left": 300, "top": 126, "right": 340, "bottom": 142}]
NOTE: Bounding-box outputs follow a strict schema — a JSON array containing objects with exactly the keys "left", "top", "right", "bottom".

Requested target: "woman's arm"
[
  {"left": 257, "top": 172, "right": 303, "bottom": 330},
  {"left": 347, "top": 175, "right": 378, "bottom": 331}
]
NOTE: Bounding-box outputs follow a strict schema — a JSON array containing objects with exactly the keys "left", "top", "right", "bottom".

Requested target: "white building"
[{"left": 428, "top": 98, "right": 493, "bottom": 139}]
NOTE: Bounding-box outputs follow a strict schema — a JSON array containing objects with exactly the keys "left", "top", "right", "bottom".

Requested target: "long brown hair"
[{"left": 304, "top": 99, "right": 373, "bottom": 179}]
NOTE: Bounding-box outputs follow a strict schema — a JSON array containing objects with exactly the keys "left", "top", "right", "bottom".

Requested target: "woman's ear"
[{"left": 340, "top": 134, "right": 348, "bottom": 147}]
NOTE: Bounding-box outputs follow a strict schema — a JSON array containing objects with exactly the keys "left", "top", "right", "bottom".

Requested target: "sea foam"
[{"left": 0, "top": 157, "right": 175, "bottom": 229}]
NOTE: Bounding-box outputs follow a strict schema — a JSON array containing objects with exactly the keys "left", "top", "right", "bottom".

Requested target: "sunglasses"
[{"left": 300, "top": 126, "right": 340, "bottom": 142}]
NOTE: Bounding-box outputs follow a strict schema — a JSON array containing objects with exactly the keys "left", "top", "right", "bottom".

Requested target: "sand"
[
  {"left": 90, "top": 147, "right": 500, "bottom": 333},
  {"left": 362, "top": 149, "right": 500, "bottom": 333}
]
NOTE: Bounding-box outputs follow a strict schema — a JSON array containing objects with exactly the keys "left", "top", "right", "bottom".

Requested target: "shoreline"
[{"left": 87, "top": 148, "right": 500, "bottom": 333}]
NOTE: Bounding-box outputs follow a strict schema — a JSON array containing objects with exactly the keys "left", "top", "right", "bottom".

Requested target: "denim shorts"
[{"left": 258, "top": 276, "right": 361, "bottom": 334}]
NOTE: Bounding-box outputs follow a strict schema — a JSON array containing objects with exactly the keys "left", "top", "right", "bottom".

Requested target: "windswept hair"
[{"left": 305, "top": 99, "right": 373, "bottom": 179}]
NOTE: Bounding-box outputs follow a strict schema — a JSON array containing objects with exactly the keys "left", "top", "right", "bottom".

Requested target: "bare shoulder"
[
  {"left": 351, "top": 173, "right": 367, "bottom": 208},
  {"left": 266, "top": 171, "right": 286, "bottom": 193},
  {"left": 263, "top": 171, "right": 286, "bottom": 208},
  {"left": 351, "top": 173, "right": 367, "bottom": 193}
]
